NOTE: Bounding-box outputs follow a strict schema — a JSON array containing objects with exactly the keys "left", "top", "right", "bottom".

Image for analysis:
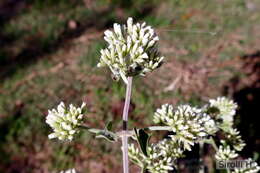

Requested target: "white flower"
[
  {"left": 204, "top": 118, "right": 218, "bottom": 135},
  {"left": 215, "top": 145, "right": 238, "bottom": 161},
  {"left": 98, "top": 17, "right": 164, "bottom": 84},
  {"left": 128, "top": 139, "right": 183, "bottom": 173},
  {"left": 60, "top": 168, "right": 77, "bottom": 173},
  {"left": 128, "top": 143, "right": 143, "bottom": 166},
  {"left": 154, "top": 104, "right": 216, "bottom": 150},
  {"left": 232, "top": 158, "right": 260, "bottom": 173},
  {"left": 46, "top": 102, "right": 86, "bottom": 141},
  {"left": 225, "top": 128, "right": 246, "bottom": 151},
  {"left": 209, "top": 97, "right": 237, "bottom": 126}
]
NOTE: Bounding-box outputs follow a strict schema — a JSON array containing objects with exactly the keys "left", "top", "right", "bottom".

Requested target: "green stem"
[
  {"left": 78, "top": 125, "right": 101, "bottom": 133},
  {"left": 199, "top": 141, "right": 205, "bottom": 173},
  {"left": 144, "top": 126, "right": 172, "bottom": 131},
  {"left": 80, "top": 125, "right": 173, "bottom": 138},
  {"left": 210, "top": 137, "right": 218, "bottom": 151},
  {"left": 204, "top": 137, "right": 218, "bottom": 151}
]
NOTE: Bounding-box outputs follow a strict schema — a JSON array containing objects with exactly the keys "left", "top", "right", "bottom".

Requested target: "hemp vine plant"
[{"left": 46, "top": 18, "right": 260, "bottom": 173}]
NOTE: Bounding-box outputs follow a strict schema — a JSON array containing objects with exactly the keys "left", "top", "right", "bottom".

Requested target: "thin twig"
[
  {"left": 209, "top": 137, "right": 218, "bottom": 151},
  {"left": 122, "top": 77, "right": 133, "bottom": 173},
  {"left": 199, "top": 141, "right": 205, "bottom": 173},
  {"left": 144, "top": 126, "right": 172, "bottom": 131},
  {"left": 80, "top": 124, "right": 172, "bottom": 138},
  {"left": 204, "top": 137, "right": 218, "bottom": 151},
  {"left": 116, "top": 126, "right": 172, "bottom": 137}
]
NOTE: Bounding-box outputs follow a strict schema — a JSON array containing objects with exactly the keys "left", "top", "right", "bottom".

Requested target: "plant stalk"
[
  {"left": 122, "top": 77, "right": 133, "bottom": 173},
  {"left": 199, "top": 141, "right": 205, "bottom": 173},
  {"left": 209, "top": 137, "right": 218, "bottom": 151}
]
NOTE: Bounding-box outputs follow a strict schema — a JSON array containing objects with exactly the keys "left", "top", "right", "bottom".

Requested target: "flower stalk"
[{"left": 122, "top": 77, "right": 133, "bottom": 173}]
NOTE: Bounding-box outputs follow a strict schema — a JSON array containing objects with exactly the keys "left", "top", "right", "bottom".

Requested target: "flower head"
[
  {"left": 46, "top": 102, "right": 86, "bottom": 141},
  {"left": 154, "top": 104, "right": 216, "bottom": 150},
  {"left": 225, "top": 128, "right": 246, "bottom": 151},
  {"left": 129, "top": 138, "right": 183, "bottom": 173},
  {"left": 60, "top": 168, "right": 77, "bottom": 173},
  {"left": 98, "top": 17, "right": 164, "bottom": 83},
  {"left": 215, "top": 145, "right": 238, "bottom": 161},
  {"left": 209, "top": 97, "right": 237, "bottom": 127}
]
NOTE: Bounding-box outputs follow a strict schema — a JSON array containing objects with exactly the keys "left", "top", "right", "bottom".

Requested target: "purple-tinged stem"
[{"left": 122, "top": 77, "right": 133, "bottom": 173}]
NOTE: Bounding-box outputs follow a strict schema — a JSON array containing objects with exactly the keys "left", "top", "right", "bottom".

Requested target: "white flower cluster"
[
  {"left": 154, "top": 104, "right": 216, "bottom": 150},
  {"left": 215, "top": 145, "right": 238, "bottom": 161},
  {"left": 232, "top": 158, "right": 260, "bottom": 173},
  {"left": 225, "top": 128, "right": 246, "bottom": 152},
  {"left": 129, "top": 139, "right": 183, "bottom": 173},
  {"left": 209, "top": 97, "right": 237, "bottom": 127},
  {"left": 207, "top": 97, "right": 246, "bottom": 157},
  {"left": 128, "top": 144, "right": 143, "bottom": 166},
  {"left": 46, "top": 102, "right": 86, "bottom": 141},
  {"left": 98, "top": 17, "right": 164, "bottom": 83},
  {"left": 60, "top": 169, "right": 77, "bottom": 173},
  {"left": 206, "top": 97, "right": 245, "bottom": 155}
]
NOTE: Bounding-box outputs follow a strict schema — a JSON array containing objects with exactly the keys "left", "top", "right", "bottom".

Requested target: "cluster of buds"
[
  {"left": 207, "top": 97, "right": 246, "bottom": 162},
  {"left": 215, "top": 145, "right": 238, "bottom": 161},
  {"left": 98, "top": 17, "right": 164, "bottom": 84},
  {"left": 128, "top": 138, "right": 183, "bottom": 173},
  {"left": 209, "top": 97, "right": 237, "bottom": 128},
  {"left": 154, "top": 104, "right": 216, "bottom": 150},
  {"left": 232, "top": 158, "right": 260, "bottom": 173},
  {"left": 128, "top": 144, "right": 143, "bottom": 167},
  {"left": 225, "top": 128, "right": 246, "bottom": 152},
  {"left": 46, "top": 102, "right": 86, "bottom": 141},
  {"left": 60, "top": 169, "right": 77, "bottom": 173}
]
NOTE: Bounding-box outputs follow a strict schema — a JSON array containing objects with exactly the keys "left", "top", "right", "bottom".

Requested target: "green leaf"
[
  {"left": 88, "top": 128, "right": 102, "bottom": 134},
  {"left": 96, "top": 130, "right": 118, "bottom": 142},
  {"left": 253, "top": 152, "right": 259, "bottom": 160},
  {"left": 105, "top": 121, "right": 113, "bottom": 131},
  {"left": 134, "top": 128, "right": 150, "bottom": 157},
  {"left": 142, "top": 168, "right": 149, "bottom": 173},
  {"left": 87, "top": 128, "right": 118, "bottom": 142}
]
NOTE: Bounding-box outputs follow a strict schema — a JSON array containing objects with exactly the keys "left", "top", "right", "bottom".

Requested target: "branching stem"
[{"left": 80, "top": 125, "right": 172, "bottom": 138}]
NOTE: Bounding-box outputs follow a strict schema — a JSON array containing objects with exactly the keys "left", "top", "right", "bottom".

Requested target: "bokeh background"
[{"left": 0, "top": 0, "right": 259, "bottom": 172}]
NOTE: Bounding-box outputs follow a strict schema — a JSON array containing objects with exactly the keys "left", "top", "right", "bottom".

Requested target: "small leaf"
[
  {"left": 253, "top": 152, "right": 259, "bottom": 161},
  {"left": 142, "top": 168, "right": 149, "bottom": 173},
  {"left": 105, "top": 121, "right": 113, "bottom": 131},
  {"left": 88, "top": 128, "right": 102, "bottom": 134},
  {"left": 134, "top": 128, "right": 150, "bottom": 157},
  {"left": 88, "top": 128, "right": 118, "bottom": 142},
  {"left": 96, "top": 130, "right": 118, "bottom": 142}
]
